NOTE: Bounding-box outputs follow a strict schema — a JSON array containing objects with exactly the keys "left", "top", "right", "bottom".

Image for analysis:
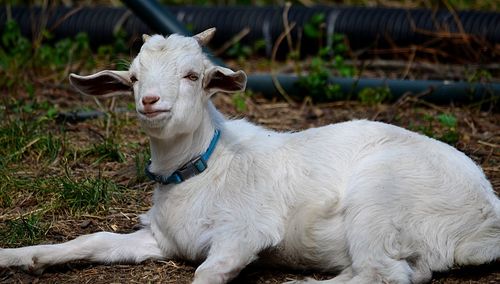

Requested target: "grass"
[
  {"left": 1, "top": 213, "right": 48, "bottom": 246},
  {"left": 409, "top": 112, "right": 460, "bottom": 145},
  {"left": 84, "top": 138, "right": 126, "bottom": 164},
  {"left": 0, "top": 172, "right": 122, "bottom": 246},
  {"left": 0, "top": 112, "right": 139, "bottom": 245},
  {"left": 59, "top": 175, "right": 123, "bottom": 213},
  {"left": 0, "top": 116, "right": 62, "bottom": 167}
]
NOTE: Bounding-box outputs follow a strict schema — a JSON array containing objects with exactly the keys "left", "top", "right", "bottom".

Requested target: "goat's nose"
[{"left": 142, "top": 96, "right": 160, "bottom": 105}]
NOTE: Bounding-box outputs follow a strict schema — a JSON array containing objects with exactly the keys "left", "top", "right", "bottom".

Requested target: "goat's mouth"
[{"left": 138, "top": 110, "right": 170, "bottom": 118}]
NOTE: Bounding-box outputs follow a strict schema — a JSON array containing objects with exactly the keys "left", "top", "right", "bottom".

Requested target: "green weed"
[
  {"left": 436, "top": 113, "right": 459, "bottom": 144},
  {"left": 0, "top": 20, "right": 128, "bottom": 95},
  {"left": 0, "top": 169, "right": 124, "bottom": 224},
  {"left": 134, "top": 147, "right": 151, "bottom": 184},
  {"left": 0, "top": 171, "right": 14, "bottom": 207},
  {"left": 0, "top": 116, "right": 63, "bottom": 167},
  {"left": 226, "top": 39, "right": 267, "bottom": 62},
  {"left": 297, "top": 13, "right": 356, "bottom": 102},
  {"left": 304, "top": 13, "right": 326, "bottom": 40},
  {"left": 297, "top": 54, "right": 341, "bottom": 101},
  {"left": 358, "top": 86, "right": 392, "bottom": 105},
  {"left": 59, "top": 175, "right": 122, "bottom": 213},
  {"left": 232, "top": 90, "right": 253, "bottom": 112},
  {"left": 84, "top": 138, "right": 125, "bottom": 164},
  {"left": 227, "top": 42, "right": 253, "bottom": 60},
  {"left": 413, "top": 113, "right": 459, "bottom": 145},
  {"left": 0, "top": 20, "right": 32, "bottom": 89},
  {"left": 0, "top": 213, "right": 48, "bottom": 246}
]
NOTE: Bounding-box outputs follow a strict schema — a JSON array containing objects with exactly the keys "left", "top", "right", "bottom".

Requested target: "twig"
[
  {"left": 282, "top": 2, "right": 294, "bottom": 53},
  {"left": 48, "top": 6, "right": 83, "bottom": 33},
  {"left": 113, "top": 10, "right": 132, "bottom": 35},
  {"left": 80, "top": 214, "right": 107, "bottom": 220},
  {"left": 442, "top": 0, "right": 467, "bottom": 41},
  {"left": 478, "top": 140, "right": 500, "bottom": 149},
  {"left": 401, "top": 46, "right": 417, "bottom": 79},
  {"left": 371, "top": 46, "right": 450, "bottom": 58},
  {"left": 214, "top": 27, "right": 250, "bottom": 56},
  {"left": 0, "top": 208, "right": 45, "bottom": 222},
  {"left": 9, "top": 138, "right": 41, "bottom": 159},
  {"left": 299, "top": 96, "right": 313, "bottom": 115},
  {"left": 482, "top": 166, "right": 500, "bottom": 172},
  {"left": 271, "top": 22, "right": 297, "bottom": 107}
]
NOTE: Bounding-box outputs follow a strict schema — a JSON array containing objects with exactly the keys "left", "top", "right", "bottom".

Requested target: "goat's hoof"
[{"left": 25, "top": 257, "right": 45, "bottom": 275}]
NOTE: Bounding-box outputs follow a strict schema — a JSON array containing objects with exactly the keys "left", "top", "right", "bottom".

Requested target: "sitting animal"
[{"left": 1, "top": 28, "right": 498, "bottom": 284}]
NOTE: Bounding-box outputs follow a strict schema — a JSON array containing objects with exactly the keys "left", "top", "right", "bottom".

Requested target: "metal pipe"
[
  {"left": 247, "top": 75, "right": 500, "bottom": 104},
  {"left": 120, "top": 0, "right": 225, "bottom": 67},
  {"left": 120, "top": 0, "right": 189, "bottom": 37}
]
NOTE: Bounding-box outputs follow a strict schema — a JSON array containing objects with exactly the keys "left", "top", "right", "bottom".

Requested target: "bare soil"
[{"left": 1, "top": 90, "right": 499, "bottom": 283}]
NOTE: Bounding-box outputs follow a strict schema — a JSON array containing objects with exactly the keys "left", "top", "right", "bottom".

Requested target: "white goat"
[{"left": 1, "top": 28, "right": 499, "bottom": 284}]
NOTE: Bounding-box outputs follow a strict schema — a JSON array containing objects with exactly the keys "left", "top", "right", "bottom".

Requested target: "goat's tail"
[{"left": 454, "top": 196, "right": 500, "bottom": 266}]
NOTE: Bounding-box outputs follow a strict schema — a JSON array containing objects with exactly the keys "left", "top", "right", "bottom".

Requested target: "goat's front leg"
[
  {"left": 0, "top": 228, "right": 165, "bottom": 274},
  {"left": 192, "top": 239, "right": 261, "bottom": 284}
]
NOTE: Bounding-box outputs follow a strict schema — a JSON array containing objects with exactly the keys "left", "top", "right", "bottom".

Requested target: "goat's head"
[{"left": 69, "top": 28, "right": 247, "bottom": 137}]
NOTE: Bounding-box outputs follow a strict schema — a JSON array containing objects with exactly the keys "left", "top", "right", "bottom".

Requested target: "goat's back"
[{"left": 254, "top": 119, "right": 499, "bottom": 272}]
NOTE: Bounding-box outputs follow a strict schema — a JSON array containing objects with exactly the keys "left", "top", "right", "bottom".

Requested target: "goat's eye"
[
  {"left": 130, "top": 75, "right": 138, "bottom": 83},
  {"left": 185, "top": 73, "right": 199, "bottom": 82}
]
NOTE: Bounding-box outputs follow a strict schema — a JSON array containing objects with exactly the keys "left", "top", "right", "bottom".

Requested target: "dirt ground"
[{"left": 1, "top": 89, "right": 499, "bottom": 283}]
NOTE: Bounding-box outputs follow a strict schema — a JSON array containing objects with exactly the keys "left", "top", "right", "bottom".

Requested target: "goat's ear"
[
  {"left": 69, "top": 70, "right": 132, "bottom": 97},
  {"left": 194, "top": 28, "right": 216, "bottom": 46},
  {"left": 203, "top": 66, "right": 247, "bottom": 95}
]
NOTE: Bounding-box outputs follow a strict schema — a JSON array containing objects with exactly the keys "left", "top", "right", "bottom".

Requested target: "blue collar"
[{"left": 145, "top": 129, "right": 221, "bottom": 185}]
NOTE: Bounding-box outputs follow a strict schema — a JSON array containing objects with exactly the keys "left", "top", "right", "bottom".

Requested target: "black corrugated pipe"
[
  {"left": 0, "top": 5, "right": 498, "bottom": 56},
  {"left": 0, "top": 4, "right": 498, "bottom": 104}
]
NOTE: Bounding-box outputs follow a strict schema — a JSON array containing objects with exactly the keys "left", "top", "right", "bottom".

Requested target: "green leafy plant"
[
  {"left": 436, "top": 113, "right": 459, "bottom": 145},
  {"left": 232, "top": 90, "right": 253, "bottom": 112},
  {"left": 304, "top": 13, "right": 325, "bottom": 39},
  {"left": 0, "top": 20, "right": 32, "bottom": 89},
  {"left": 413, "top": 113, "right": 459, "bottom": 145},
  {"left": 358, "top": 86, "right": 392, "bottom": 105},
  {"left": 227, "top": 42, "right": 253, "bottom": 60},
  {"left": 226, "top": 39, "right": 266, "bottom": 62},
  {"left": 297, "top": 13, "right": 356, "bottom": 102},
  {"left": 0, "top": 20, "right": 130, "bottom": 94},
  {"left": 297, "top": 53, "right": 342, "bottom": 101}
]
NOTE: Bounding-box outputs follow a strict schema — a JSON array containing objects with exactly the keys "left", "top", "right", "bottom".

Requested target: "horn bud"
[{"left": 193, "top": 28, "right": 216, "bottom": 46}]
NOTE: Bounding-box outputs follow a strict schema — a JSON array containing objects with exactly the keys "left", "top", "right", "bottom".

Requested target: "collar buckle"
[{"left": 173, "top": 156, "right": 207, "bottom": 183}]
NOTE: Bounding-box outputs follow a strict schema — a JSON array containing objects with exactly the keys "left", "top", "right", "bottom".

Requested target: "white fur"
[{"left": 1, "top": 30, "right": 499, "bottom": 284}]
